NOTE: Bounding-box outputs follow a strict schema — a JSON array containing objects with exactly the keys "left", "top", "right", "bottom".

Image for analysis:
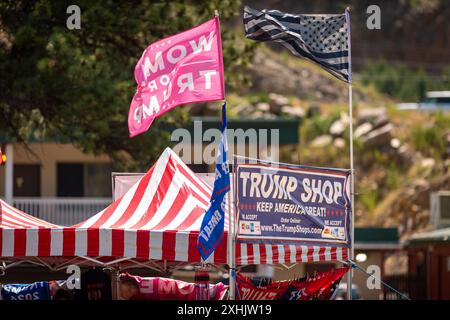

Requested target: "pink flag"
[{"left": 128, "top": 17, "right": 225, "bottom": 137}]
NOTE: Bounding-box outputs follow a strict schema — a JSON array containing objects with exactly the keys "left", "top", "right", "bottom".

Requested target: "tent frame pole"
[{"left": 106, "top": 266, "right": 121, "bottom": 300}]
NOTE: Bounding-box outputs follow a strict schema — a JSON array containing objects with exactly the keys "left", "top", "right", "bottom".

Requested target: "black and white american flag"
[{"left": 243, "top": 6, "right": 351, "bottom": 83}]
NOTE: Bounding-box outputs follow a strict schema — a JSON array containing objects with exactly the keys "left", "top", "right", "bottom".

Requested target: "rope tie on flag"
[
  {"left": 343, "top": 259, "right": 411, "bottom": 300},
  {"left": 0, "top": 261, "right": 6, "bottom": 276},
  {"left": 134, "top": 91, "right": 142, "bottom": 101}
]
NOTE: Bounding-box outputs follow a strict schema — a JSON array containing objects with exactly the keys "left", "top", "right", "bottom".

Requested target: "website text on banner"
[
  {"left": 236, "top": 163, "right": 351, "bottom": 245},
  {"left": 128, "top": 17, "right": 225, "bottom": 137}
]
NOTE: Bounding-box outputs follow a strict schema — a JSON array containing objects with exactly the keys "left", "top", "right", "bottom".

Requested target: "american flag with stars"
[{"left": 243, "top": 6, "right": 351, "bottom": 83}]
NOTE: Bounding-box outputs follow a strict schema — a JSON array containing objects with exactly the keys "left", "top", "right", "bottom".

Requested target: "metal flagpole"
[
  {"left": 214, "top": 9, "right": 236, "bottom": 300},
  {"left": 345, "top": 7, "right": 354, "bottom": 301},
  {"left": 227, "top": 166, "right": 236, "bottom": 300},
  {"left": 225, "top": 99, "right": 235, "bottom": 300}
]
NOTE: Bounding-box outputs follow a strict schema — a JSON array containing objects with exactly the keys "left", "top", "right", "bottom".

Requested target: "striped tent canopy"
[
  {"left": 0, "top": 198, "right": 62, "bottom": 257},
  {"left": 0, "top": 148, "right": 348, "bottom": 265},
  {"left": 0, "top": 199, "right": 60, "bottom": 229},
  {"left": 71, "top": 147, "right": 229, "bottom": 264},
  {"left": 0, "top": 148, "right": 228, "bottom": 263}
]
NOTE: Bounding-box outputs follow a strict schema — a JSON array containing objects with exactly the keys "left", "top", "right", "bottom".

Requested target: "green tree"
[
  {"left": 0, "top": 0, "right": 254, "bottom": 169},
  {"left": 360, "top": 60, "right": 449, "bottom": 102}
]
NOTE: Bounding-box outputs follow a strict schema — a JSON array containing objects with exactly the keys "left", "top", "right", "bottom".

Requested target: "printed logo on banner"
[
  {"left": 322, "top": 226, "right": 346, "bottom": 240},
  {"left": 236, "top": 163, "right": 351, "bottom": 245},
  {"left": 239, "top": 221, "right": 261, "bottom": 235}
]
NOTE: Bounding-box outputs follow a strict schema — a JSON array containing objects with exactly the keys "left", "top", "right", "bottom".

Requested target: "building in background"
[
  {"left": 406, "top": 227, "right": 450, "bottom": 300},
  {"left": 0, "top": 142, "right": 113, "bottom": 225}
]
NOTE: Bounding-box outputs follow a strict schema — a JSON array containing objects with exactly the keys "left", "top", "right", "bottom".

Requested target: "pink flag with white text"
[{"left": 128, "top": 17, "right": 225, "bottom": 137}]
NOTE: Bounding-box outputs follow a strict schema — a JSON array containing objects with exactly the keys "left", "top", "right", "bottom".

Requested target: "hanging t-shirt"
[
  {"left": 74, "top": 268, "right": 112, "bottom": 300},
  {"left": 0, "top": 281, "right": 51, "bottom": 300}
]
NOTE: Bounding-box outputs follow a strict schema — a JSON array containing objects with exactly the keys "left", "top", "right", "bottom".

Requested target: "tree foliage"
[
  {"left": 0, "top": 0, "right": 254, "bottom": 169},
  {"left": 360, "top": 60, "right": 450, "bottom": 102}
]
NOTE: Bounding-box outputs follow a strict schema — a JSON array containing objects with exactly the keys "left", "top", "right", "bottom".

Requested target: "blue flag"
[
  {"left": 197, "top": 102, "right": 230, "bottom": 261},
  {"left": 1, "top": 281, "right": 51, "bottom": 300}
]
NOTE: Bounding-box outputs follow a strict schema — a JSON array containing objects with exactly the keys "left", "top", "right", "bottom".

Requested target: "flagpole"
[
  {"left": 226, "top": 109, "right": 236, "bottom": 301},
  {"left": 214, "top": 9, "right": 236, "bottom": 300},
  {"left": 228, "top": 159, "right": 236, "bottom": 300},
  {"left": 345, "top": 7, "right": 354, "bottom": 301}
]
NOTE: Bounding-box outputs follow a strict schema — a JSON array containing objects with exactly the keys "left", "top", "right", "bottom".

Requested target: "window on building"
[
  {"left": 84, "top": 163, "right": 112, "bottom": 197},
  {"left": 14, "top": 164, "right": 41, "bottom": 197},
  {"left": 187, "top": 163, "right": 210, "bottom": 173},
  {"left": 57, "top": 162, "right": 111, "bottom": 197},
  {"left": 57, "top": 163, "right": 84, "bottom": 197}
]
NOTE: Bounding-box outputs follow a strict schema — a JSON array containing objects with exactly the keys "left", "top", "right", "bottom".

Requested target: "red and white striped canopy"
[
  {"left": 0, "top": 199, "right": 60, "bottom": 229},
  {"left": 70, "top": 147, "right": 230, "bottom": 263},
  {"left": 0, "top": 198, "right": 62, "bottom": 257},
  {"left": 0, "top": 147, "right": 348, "bottom": 264}
]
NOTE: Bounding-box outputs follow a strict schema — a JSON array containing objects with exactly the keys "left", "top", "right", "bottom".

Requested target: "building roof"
[
  {"left": 406, "top": 227, "right": 450, "bottom": 245},
  {"left": 426, "top": 91, "right": 450, "bottom": 98},
  {"left": 189, "top": 116, "right": 300, "bottom": 144},
  {"left": 355, "top": 227, "right": 399, "bottom": 243},
  {"left": 354, "top": 227, "right": 400, "bottom": 250}
]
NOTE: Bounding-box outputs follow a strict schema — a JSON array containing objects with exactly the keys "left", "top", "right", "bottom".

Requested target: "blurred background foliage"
[{"left": 360, "top": 61, "right": 450, "bottom": 101}]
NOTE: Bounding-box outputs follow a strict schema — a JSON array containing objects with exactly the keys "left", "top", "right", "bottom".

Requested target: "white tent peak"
[{"left": 72, "top": 146, "right": 216, "bottom": 231}]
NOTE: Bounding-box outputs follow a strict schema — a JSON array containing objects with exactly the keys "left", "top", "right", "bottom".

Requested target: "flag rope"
[
  {"left": 230, "top": 268, "right": 242, "bottom": 300},
  {"left": 341, "top": 259, "right": 411, "bottom": 300}
]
